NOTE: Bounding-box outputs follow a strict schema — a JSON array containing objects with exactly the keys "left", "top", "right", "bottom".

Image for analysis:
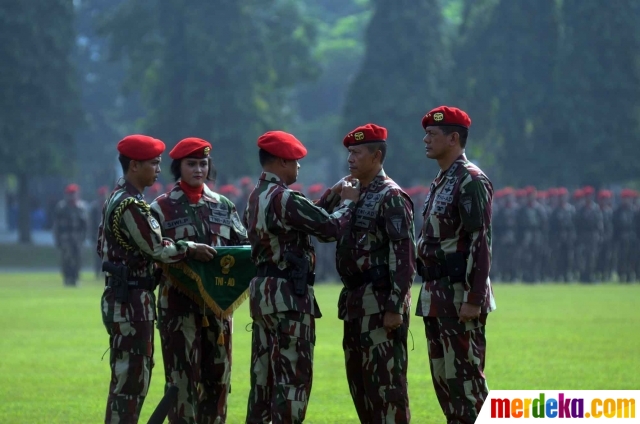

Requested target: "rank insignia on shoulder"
[{"left": 149, "top": 217, "right": 160, "bottom": 229}]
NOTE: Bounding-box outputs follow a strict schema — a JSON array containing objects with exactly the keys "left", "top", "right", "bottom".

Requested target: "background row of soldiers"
[{"left": 56, "top": 179, "right": 640, "bottom": 285}]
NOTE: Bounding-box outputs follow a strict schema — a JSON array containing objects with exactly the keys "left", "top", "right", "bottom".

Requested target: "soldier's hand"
[
  {"left": 383, "top": 311, "right": 403, "bottom": 332},
  {"left": 191, "top": 244, "right": 216, "bottom": 262},
  {"left": 330, "top": 175, "right": 351, "bottom": 195},
  {"left": 458, "top": 302, "right": 481, "bottom": 323},
  {"left": 341, "top": 179, "right": 360, "bottom": 203}
]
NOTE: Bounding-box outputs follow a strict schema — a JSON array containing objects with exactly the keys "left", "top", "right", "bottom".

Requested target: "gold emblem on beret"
[
  {"left": 220, "top": 254, "right": 235, "bottom": 275},
  {"left": 434, "top": 112, "right": 444, "bottom": 122},
  {"left": 203, "top": 147, "right": 211, "bottom": 156},
  {"left": 354, "top": 131, "right": 365, "bottom": 141}
]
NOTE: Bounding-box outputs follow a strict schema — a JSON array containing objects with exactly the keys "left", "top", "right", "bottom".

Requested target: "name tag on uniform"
[
  {"left": 209, "top": 215, "right": 232, "bottom": 226},
  {"left": 436, "top": 194, "right": 454, "bottom": 204},
  {"left": 164, "top": 217, "right": 191, "bottom": 229}
]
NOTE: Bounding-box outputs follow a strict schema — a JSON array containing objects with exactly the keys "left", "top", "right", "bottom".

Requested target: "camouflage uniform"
[
  {"left": 53, "top": 197, "right": 88, "bottom": 286},
  {"left": 575, "top": 200, "right": 604, "bottom": 283},
  {"left": 597, "top": 201, "right": 614, "bottom": 281},
  {"left": 243, "top": 172, "right": 355, "bottom": 424},
  {"left": 492, "top": 196, "right": 518, "bottom": 282},
  {"left": 150, "top": 183, "right": 249, "bottom": 424},
  {"left": 612, "top": 200, "right": 636, "bottom": 282},
  {"left": 328, "top": 169, "right": 415, "bottom": 424},
  {"left": 416, "top": 155, "right": 496, "bottom": 424},
  {"left": 516, "top": 198, "right": 545, "bottom": 283},
  {"left": 98, "top": 177, "right": 194, "bottom": 424},
  {"left": 549, "top": 201, "right": 577, "bottom": 282},
  {"left": 91, "top": 197, "right": 107, "bottom": 278}
]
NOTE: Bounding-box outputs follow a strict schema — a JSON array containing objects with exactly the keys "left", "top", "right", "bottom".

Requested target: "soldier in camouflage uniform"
[
  {"left": 596, "top": 190, "right": 614, "bottom": 282},
  {"left": 150, "top": 138, "right": 249, "bottom": 424},
  {"left": 549, "top": 187, "right": 576, "bottom": 282},
  {"left": 53, "top": 183, "right": 88, "bottom": 286},
  {"left": 417, "top": 106, "right": 496, "bottom": 424},
  {"left": 97, "top": 135, "right": 216, "bottom": 424},
  {"left": 91, "top": 186, "right": 110, "bottom": 279},
  {"left": 613, "top": 189, "right": 637, "bottom": 282},
  {"left": 516, "top": 186, "right": 545, "bottom": 283},
  {"left": 243, "top": 131, "right": 359, "bottom": 424},
  {"left": 326, "top": 123, "right": 415, "bottom": 423},
  {"left": 575, "top": 186, "right": 603, "bottom": 283}
]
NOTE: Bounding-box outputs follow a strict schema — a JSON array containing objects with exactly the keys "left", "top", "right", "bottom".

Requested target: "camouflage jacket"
[
  {"left": 53, "top": 199, "right": 88, "bottom": 246},
  {"left": 97, "top": 177, "right": 193, "bottom": 323},
  {"left": 416, "top": 154, "right": 496, "bottom": 318},
  {"left": 575, "top": 201, "right": 604, "bottom": 239},
  {"left": 550, "top": 203, "right": 576, "bottom": 238},
  {"left": 243, "top": 172, "right": 356, "bottom": 318},
  {"left": 320, "top": 169, "right": 416, "bottom": 321},
  {"left": 613, "top": 204, "right": 636, "bottom": 241},
  {"left": 150, "top": 183, "right": 249, "bottom": 314},
  {"left": 493, "top": 203, "right": 518, "bottom": 244}
]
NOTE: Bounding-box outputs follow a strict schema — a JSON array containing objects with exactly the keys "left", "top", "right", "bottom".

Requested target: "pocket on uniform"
[{"left": 108, "top": 321, "right": 154, "bottom": 357}]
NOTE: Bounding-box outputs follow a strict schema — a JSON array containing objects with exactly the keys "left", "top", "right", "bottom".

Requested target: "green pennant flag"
[{"left": 162, "top": 246, "right": 255, "bottom": 318}]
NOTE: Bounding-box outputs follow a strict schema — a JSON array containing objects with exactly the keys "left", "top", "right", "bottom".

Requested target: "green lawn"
[{"left": 0, "top": 274, "right": 638, "bottom": 423}]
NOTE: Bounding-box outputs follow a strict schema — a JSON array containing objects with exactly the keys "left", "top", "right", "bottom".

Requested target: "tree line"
[{"left": 1, "top": 0, "right": 638, "bottom": 242}]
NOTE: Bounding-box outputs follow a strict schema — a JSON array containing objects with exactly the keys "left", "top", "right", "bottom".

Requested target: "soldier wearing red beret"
[
  {"left": 150, "top": 137, "right": 249, "bottom": 423},
  {"left": 321, "top": 123, "right": 415, "bottom": 423},
  {"left": 98, "top": 135, "right": 216, "bottom": 424},
  {"left": 89, "top": 186, "right": 110, "bottom": 279},
  {"left": 516, "top": 185, "right": 548, "bottom": 283},
  {"left": 614, "top": 189, "right": 638, "bottom": 282},
  {"left": 243, "top": 131, "right": 360, "bottom": 423},
  {"left": 548, "top": 187, "right": 577, "bottom": 282},
  {"left": 417, "top": 106, "right": 496, "bottom": 423},
  {"left": 52, "top": 183, "right": 88, "bottom": 286},
  {"left": 574, "top": 186, "right": 604, "bottom": 283},
  {"left": 596, "top": 190, "right": 614, "bottom": 281}
]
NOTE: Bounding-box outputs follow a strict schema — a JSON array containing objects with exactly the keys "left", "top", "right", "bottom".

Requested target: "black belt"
[
  {"left": 419, "top": 264, "right": 449, "bottom": 281},
  {"left": 105, "top": 276, "right": 157, "bottom": 291},
  {"left": 256, "top": 263, "right": 315, "bottom": 285},
  {"left": 341, "top": 265, "right": 389, "bottom": 290}
]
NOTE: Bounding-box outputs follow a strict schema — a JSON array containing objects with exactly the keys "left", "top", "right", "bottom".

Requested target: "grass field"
[{"left": 0, "top": 274, "right": 639, "bottom": 424}]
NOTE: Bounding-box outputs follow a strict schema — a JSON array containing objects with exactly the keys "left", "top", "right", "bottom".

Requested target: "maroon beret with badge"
[
  {"left": 422, "top": 106, "right": 471, "bottom": 129},
  {"left": 169, "top": 137, "right": 212, "bottom": 160},
  {"left": 117, "top": 134, "right": 166, "bottom": 161},
  {"left": 343, "top": 123, "right": 387, "bottom": 147},
  {"left": 257, "top": 131, "right": 307, "bottom": 160}
]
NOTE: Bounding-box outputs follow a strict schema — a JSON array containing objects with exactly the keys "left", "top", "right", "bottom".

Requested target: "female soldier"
[{"left": 151, "top": 137, "right": 249, "bottom": 424}]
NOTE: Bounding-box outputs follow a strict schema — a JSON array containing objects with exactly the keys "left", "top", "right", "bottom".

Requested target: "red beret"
[
  {"left": 515, "top": 189, "right": 527, "bottom": 198},
  {"left": 169, "top": 137, "right": 212, "bottom": 160},
  {"left": 524, "top": 185, "right": 537, "bottom": 195},
  {"left": 257, "top": 131, "right": 307, "bottom": 160},
  {"left": 65, "top": 183, "right": 79, "bottom": 194},
  {"left": 422, "top": 106, "right": 471, "bottom": 129},
  {"left": 621, "top": 189, "right": 638, "bottom": 199},
  {"left": 597, "top": 189, "right": 612, "bottom": 199},
  {"left": 536, "top": 190, "right": 548, "bottom": 199},
  {"left": 547, "top": 188, "right": 559, "bottom": 197},
  {"left": 573, "top": 189, "right": 584, "bottom": 199},
  {"left": 582, "top": 186, "right": 595, "bottom": 195},
  {"left": 117, "top": 134, "right": 165, "bottom": 161},
  {"left": 97, "top": 186, "right": 109, "bottom": 196},
  {"left": 494, "top": 189, "right": 505, "bottom": 199},
  {"left": 557, "top": 187, "right": 569, "bottom": 196},
  {"left": 343, "top": 123, "right": 388, "bottom": 147},
  {"left": 240, "top": 176, "right": 252, "bottom": 186},
  {"left": 219, "top": 184, "right": 240, "bottom": 196},
  {"left": 502, "top": 187, "right": 515, "bottom": 195}
]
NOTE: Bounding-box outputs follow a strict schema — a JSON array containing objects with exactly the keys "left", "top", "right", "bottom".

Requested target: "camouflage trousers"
[
  {"left": 60, "top": 242, "right": 81, "bottom": 286},
  {"left": 104, "top": 320, "right": 154, "bottom": 424},
  {"left": 246, "top": 311, "right": 315, "bottom": 424},
  {"left": 158, "top": 309, "right": 232, "bottom": 424},
  {"left": 343, "top": 312, "right": 410, "bottom": 424},
  {"left": 424, "top": 316, "right": 489, "bottom": 424}
]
